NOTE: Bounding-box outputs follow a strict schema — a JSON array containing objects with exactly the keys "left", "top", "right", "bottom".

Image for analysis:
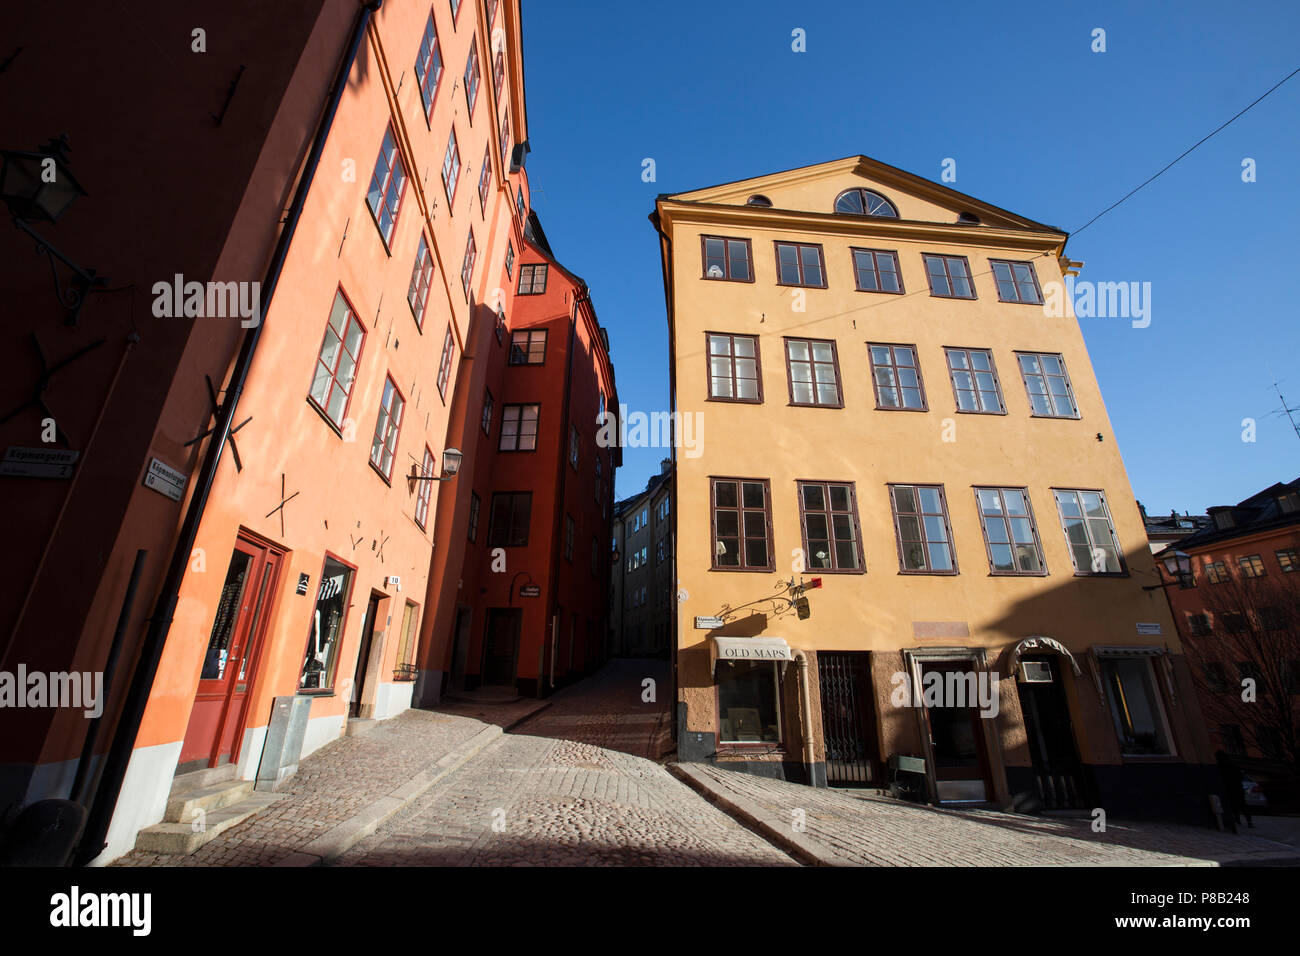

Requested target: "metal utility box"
[{"left": 255, "top": 695, "right": 312, "bottom": 792}]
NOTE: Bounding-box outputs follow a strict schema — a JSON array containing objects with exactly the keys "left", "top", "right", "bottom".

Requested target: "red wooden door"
[{"left": 180, "top": 537, "right": 283, "bottom": 769}]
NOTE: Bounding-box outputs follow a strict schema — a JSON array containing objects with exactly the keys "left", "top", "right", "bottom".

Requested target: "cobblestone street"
[{"left": 333, "top": 660, "right": 795, "bottom": 866}]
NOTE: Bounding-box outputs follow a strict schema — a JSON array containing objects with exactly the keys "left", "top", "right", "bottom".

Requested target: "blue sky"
[{"left": 519, "top": 0, "right": 1300, "bottom": 512}]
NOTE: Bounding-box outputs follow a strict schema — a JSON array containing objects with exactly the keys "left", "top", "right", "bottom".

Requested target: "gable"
[{"left": 668, "top": 156, "right": 1059, "bottom": 234}]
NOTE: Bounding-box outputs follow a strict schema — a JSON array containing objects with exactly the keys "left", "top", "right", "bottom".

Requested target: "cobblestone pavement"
[
  {"left": 332, "top": 660, "right": 796, "bottom": 866},
  {"left": 683, "top": 763, "right": 1300, "bottom": 866},
  {"left": 115, "top": 707, "right": 506, "bottom": 867}
]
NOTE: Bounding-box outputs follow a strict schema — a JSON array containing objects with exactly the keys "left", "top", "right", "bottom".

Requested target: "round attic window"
[{"left": 746, "top": 194, "right": 772, "bottom": 207}]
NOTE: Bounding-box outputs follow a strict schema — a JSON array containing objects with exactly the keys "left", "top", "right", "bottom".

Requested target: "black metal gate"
[{"left": 817, "top": 651, "right": 879, "bottom": 786}]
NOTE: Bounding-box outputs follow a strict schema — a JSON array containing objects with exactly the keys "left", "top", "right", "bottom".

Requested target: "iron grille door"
[{"left": 818, "top": 651, "right": 878, "bottom": 786}]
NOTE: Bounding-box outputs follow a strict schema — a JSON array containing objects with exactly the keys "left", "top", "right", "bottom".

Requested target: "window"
[
  {"left": 945, "top": 348, "right": 1004, "bottom": 413},
  {"left": 783, "top": 338, "right": 841, "bottom": 407},
  {"left": 701, "top": 236, "right": 753, "bottom": 281},
  {"left": 487, "top": 492, "right": 531, "bottom": 546},
  {"left": 834, "top": 188, "right": 898, "bottom": 218},
  {"left": 774, "top": 242, "right": 826, "bottom": 288},
  {"left": 1238, "top": 554, "right": 1267, "bottom": 578},
  {"left": 1277, "top": 549, "right": 1299, "bottom": 572},
  {"left": 1223, "top": 613, "right": 1248, "bottom": 635},
  {"left": 1189, "top": 613, "right": 1213, "bottom": 637},
  {"left": 890, "top": 484, "right": 956, "bottom": 573},
  {"left": 365, "top": 126, "right": 407, "bottom": 247},
  {"left": 413, "top": 447, "right": 435, "bottom": 530},
  {"left": 499, "top": 403, "right": 539, "bottom": 451},
  {"left": 481, "top": 389, "right": 493, "bottom": 435},
  {"left": 923, "top": 254, "right": 975, "bottom": 299},
  {"left": 1206, "top": 561, "right": 1229, "bottom": 583},
  {"left": 509, "top": 329, "right": 546, "bottom": 364},
  {"left": 492, "top": 47, "right": 505, "bottom": 98},
  {"left": 797, "top": 481, "right": 862, "bottom": 571},
  {"left": 478, "top": 144, "right": 491, "bottom": 208},
  {"left": 394, "top": 601, "right": 419, "bottom": 681},
  {"left": 415, "top": 14, "right": 443, "bottom": 119},
  {"left": 309, "top": 290, "right": 365, "bottom": 429},
  {"left": 467, "top": 491, "right": 480, "bottom": 542},
  {"left": 718, "top": 660, "right": 781, "bottom": 743},
  {"left": 990, "top": 259, "right": 1043, "bottom": 304},
  {"left": 299, "top": 556, "right": 355, "bottom": 691},
  {"left": 517, "top": 263, "right": 548, "bottom": 294},
  {"left": 464, "top": 35, "right": 480, "bottom": 117},
  {"left": 487, "top": 0, "right": 498, "bottom": 24},
  {"left": 1279, "top": 491, "right": 1300, "bottom": 513},
  {"left": 868, "top": 343, "right": 926, "bottom": 410},
  {"left": 407, "top": 234, "right": 434, "bottom": 328},
  {"left": 711, "top": 478, "right": 773, "bottom": 570},
  {"left": 706, "top": 333, "right": 761, "bottom": 403},
  {"left": 569, "top": 425, "right": 580, "bottom": 469},
  {"left": 494, "top": 305, "right": 505, "bottom": 344},
  {"left": 516, "top": 185, "right": 525, "bottom": 219},
  {"left": 449, "top": 0, "right": 461, "bottom": 22},
  {"left": 1259, "top": 606, "right": 1285, "bottom": 631},
  {"left": 461, "top": 230, "right": 476, "bottom": 296},
  {"left": 1053, "top": 489, "right": 1124, "bottom": 574},
  {"left": 975, "top": 487, "right": 1045, "bottom": 574},
  {"left": 1101, "top": 656, "right": 1172, "bottom": 755},
  {"left": 1219, "top": 724, "right": 1247, "bottom": 757},
  {"left": 437, "top": 324, "right": 455, "bottom": 399},
  {"left": 369, "top": 376, "right": 405, "bottom": 480},
  {"left": 442, "top": 127, "right": 461, "bottom": 204},
  {"left": 505, "top": 241, "right": 514, "bottom": 278},
  {"left": 1017, "top": 352, "right": 1078, "bottom": 418},
  {"left": 500, "top": 109, "right": 511, "bottom": 168},
  {"left": 850, "top": 247, "right": 902, "bottom": 293},
  {"left": 564, "top": 514, "right": 575, "bottom": 562}
]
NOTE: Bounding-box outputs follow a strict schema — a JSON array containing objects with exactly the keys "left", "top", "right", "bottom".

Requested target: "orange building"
[
  {"left": 415, "top": 214, "right": 618, "bottom": 702},
  {"left": 1156, "top": 479, "right": 1300, "bottom": 769},
  {"left": 1, "top": 0, "right": 543, "bottom": 864}
]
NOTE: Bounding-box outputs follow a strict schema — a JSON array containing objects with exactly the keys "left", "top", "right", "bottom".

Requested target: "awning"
[
  {"left": 710, "top": 636, "right": 793, "bottom": 673},
  {"left": 1005, "top": 636, "right": 1082, "bottom": 677},
  {"left": 1093, "top": 645, "right": 1165, "bottom": 657}
]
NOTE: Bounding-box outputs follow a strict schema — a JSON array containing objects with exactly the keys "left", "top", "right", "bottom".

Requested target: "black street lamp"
[
  {"left": 407, "top": 447, "right": 463, "bottom": 486},
  {"left": 1, "top": 134, "right": 105, "bottom": 325},
  {"left": 1144, "top": 549, "right": 1193, "bottom": 590}
]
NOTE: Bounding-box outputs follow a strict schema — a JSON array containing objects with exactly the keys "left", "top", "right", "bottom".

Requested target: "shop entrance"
[
  {"left": 348, "top": 593, "right": 383, "bottom": 718},
  {"left": 1016, "top": 655, "right": 1085, "bottom": 808},
  {"left": 919, "top": 660, "right": 994, "bottom": 803},
  {"left": 482, "top": 608, "right": 521, "bottom": 687},
  {"left": 180, "top": 533, "right": 284, "bottom": 771}
]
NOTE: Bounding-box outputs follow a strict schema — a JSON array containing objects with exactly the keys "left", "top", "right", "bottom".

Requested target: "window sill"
[
  {"left": 897, "top": 569, "right": 960, "bottom": 576},
  {"left": 716, "top": 742, "right": 785, "bottom": 751},
  {"left": 854, "top": 287, "right": 906, "bottom": 295},
  {"left": 369, "top": 460, "right": 394, "bottom": 487},
  {"left": 987, "top": 570, "right": 1049, "bottom": 578},
  {"left": 927, "top": 292, "right": 977, "bottom": 300},
  {"left": 709, "top": 566, "right": 776, "bottom": 574},
  {"left": 1070, "top": 571, "right": 1130, "bottom": 579},
  {"left": 297, "top": 689, "right": 335, "bottom": 698},
  {"left": 803, "top": 567, "right": 864, "bottom": 575},
  {"left": 775, "top": 281, "right": 828, "bottom": 290},
  {"left": 1028, "top": 413, "right": 1082, "bottom": 420},
  {"left": 874, "top": 405, "right": 929, "bottom": 413},
  {"left": 706, "top": 396, "right": 763, "bottom": 405},
  {"left": 996, "top": 297, "right": 1045, "bottom": 306},
  {"left": 306, "top": 396, "right": 346, "bottom": 439},
  {"left": 954, "top": 408, "right": 1008, "bottom": 416},
  {"left": 787, "top": 402, "right": 845, "bottom": 410},
  {"left": 700, "top": 275, "right": 756, "bottom": 284}
]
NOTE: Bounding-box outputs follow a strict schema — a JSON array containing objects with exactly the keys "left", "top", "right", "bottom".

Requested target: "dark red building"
[{"left": 415, "top": 212, "right": 618, "bottom": 701}]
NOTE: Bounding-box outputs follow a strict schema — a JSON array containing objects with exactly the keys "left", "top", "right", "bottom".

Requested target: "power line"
[{"left": 1071, "top": 63, "right": 1300, "bottom": 238}]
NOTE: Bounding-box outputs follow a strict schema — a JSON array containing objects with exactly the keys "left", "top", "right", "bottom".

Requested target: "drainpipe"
[
  {"left": 71, "top": 0, "right": 382, "bottom": 867},
  {"left": 793, "top": 651, "right": 818, "bottom": 786}
]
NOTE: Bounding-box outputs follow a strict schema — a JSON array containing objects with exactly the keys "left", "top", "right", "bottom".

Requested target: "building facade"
[
  {"left": 653, "top": 157, "right": 1219, "bottom": 823},
  {"left": 1155, "top": 479, "right": 1300, "bottom": 770},
  {"left": 609, "top": 463, "right": 673, "bottom": 657},
  {"left": 1, "top": 0, "right": 549, "bottom": 865},
  {"left": 414, "top": 214, "right": 618, "bottom": 702}
]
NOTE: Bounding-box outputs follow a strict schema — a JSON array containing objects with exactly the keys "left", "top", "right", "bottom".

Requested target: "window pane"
[{"left": 715, "top": 481, "right": 737, "bottom": 507}]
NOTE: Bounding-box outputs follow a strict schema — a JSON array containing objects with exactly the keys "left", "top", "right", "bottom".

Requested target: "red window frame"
[
  {"left": 308, "top": 287, "right": 367, "bottom": 431},
  {"left": 442, "top": 126, "right": 461, "bottom": 206},
  {"left": 414, "top": 446, "right": 435, "bottom": 529},
  {"left": 478, "top": 143, "right": 492, "bottom": 210},
  {"left": 464, "top": 35, "right": 480, "bottom": 119},
  {"left": 407, "top": 233, "right": 433, "bottom": 328},
  {"left": 415, "top": 13, "right": 443, "bottom": 120},
  {"left": 461, "top": 229, "right": 476, "bottom": 297},
  {"left": 437, "top": 323, "right": 455, "bottom": 399},
  {"left": 369, "top": 375, "right": 405, "bottom": 481},
  {"left": 366, "top": 126, "right": 407, "bottom": 248}
]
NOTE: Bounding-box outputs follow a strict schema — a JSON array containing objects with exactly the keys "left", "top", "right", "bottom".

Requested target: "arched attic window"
[
  {"left": 834, "top": 188, "right": 898, "bottom": 218},
  {"left": 746, "top": 194, "right": 772, "bottom": 207}
]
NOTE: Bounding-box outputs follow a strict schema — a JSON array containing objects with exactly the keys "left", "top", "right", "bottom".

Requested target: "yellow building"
[{"left": 651, "top": 156, "right": 1218, "bottom": 823}]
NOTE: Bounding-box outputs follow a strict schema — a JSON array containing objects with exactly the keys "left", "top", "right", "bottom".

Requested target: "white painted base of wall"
[
  {"left": 236, "top": 725, "right": 268, "bottom": 780},
  {"left": 371, "top": 681, "right": 414, "bottom": 721},
  {"left": 299, "top": 711, "right": 346, "bottom": 761},
  {"left": 90, "top": 739, "right": 182, "bottom": 866}
]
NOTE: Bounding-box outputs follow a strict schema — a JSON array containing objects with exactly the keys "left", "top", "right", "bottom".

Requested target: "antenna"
[{"left": 1268, "top": 377, "right": 1300, "bottom": 444}]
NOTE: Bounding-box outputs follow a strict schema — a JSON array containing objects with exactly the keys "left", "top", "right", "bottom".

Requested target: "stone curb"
[
  {"left": 275, "top": 724, "right": 504, "bottom": 866},
  {"left": 667, "top": 763, "right": 836, "bottom": 867},
  {"left": 274, "top": 699, "right": 553, "bottom": 867}
]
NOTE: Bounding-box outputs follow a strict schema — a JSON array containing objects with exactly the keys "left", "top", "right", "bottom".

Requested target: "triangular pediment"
[{"left": 666, "top": 155, "right": 1061, "bottom": 234}]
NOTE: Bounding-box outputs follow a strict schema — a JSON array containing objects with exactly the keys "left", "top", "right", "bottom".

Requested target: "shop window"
[{"left": 718, "top": 660, "right": 781, "bottom": 743}]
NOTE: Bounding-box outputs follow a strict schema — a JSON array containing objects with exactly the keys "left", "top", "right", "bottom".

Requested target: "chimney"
[{"left": 660, "top": 458, "right": 671, "bottom": 474}]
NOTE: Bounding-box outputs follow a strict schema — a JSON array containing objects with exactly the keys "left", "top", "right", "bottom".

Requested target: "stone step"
[
  {"left": 135, "top": 792, "right": 284, "bottom": 855},
  {"left": 168, "top": 763, "right": 237, "bottom": 797},
  {"left": 164, "top": 779, "right": 255, "bottom": 824}
]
